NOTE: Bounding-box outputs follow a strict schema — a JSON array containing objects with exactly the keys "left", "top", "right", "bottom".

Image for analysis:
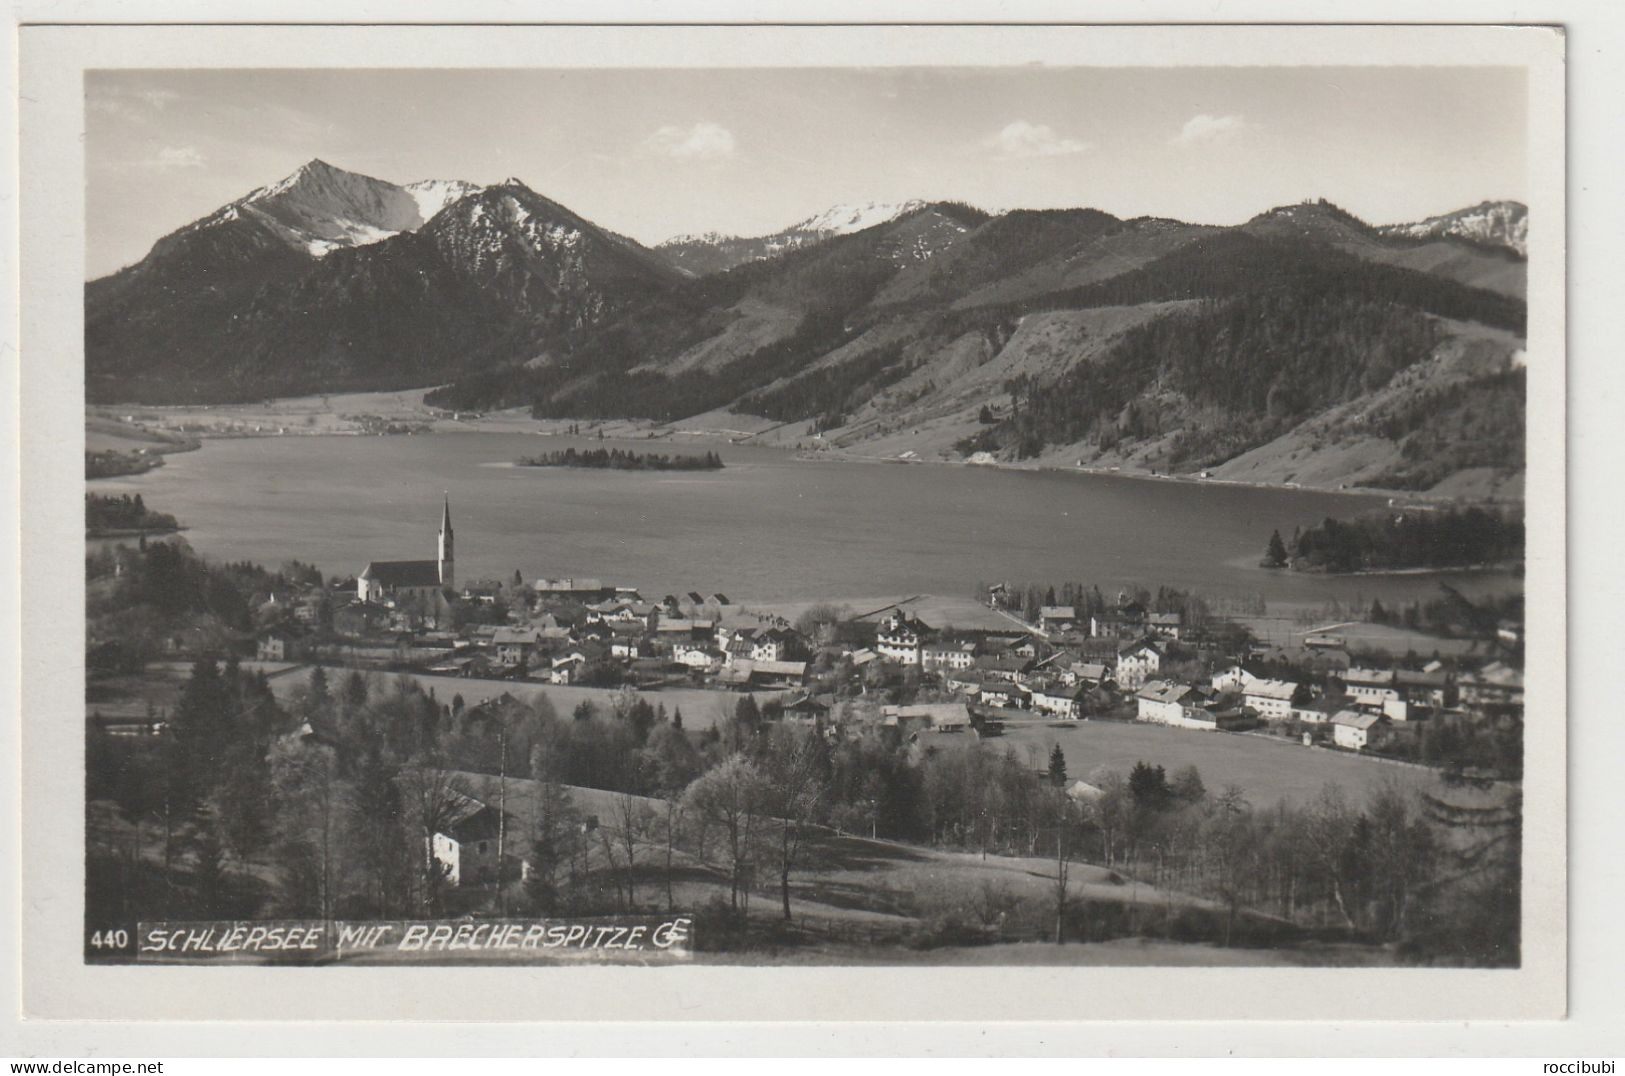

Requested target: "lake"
[{"left": 87, "top": 432, "right": 1518, "bottom": 611}]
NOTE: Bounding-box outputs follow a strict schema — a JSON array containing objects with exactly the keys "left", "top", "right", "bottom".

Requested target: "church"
[{"left": 357, "top": 497, "right": 456, "bottom": 626}]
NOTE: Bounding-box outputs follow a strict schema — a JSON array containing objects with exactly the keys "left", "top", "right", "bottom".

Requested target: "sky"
[{"left": 85, "top": 66, "right": 1527, "bottom": 278}]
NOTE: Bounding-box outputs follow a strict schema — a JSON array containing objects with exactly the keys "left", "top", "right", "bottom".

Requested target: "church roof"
[{"left": 360, "top": 560, "right": 442, "bottom": 587}]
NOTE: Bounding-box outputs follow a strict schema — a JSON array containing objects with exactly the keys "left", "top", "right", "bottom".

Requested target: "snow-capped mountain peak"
[
  {"left": 1378, "top": 200, "right": 1527, "bottom": 257},
  {"left": 786, "top": 199, "right": 928, "bottom": 237},
  {"left": 177, "top": 162, "right": 487, "bottom": 259},
  {"left": 402, "top": 179, "right": 483, "bottom": 224}
]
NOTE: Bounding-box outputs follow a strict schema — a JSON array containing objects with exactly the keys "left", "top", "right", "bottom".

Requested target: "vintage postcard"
[{"left": 15, "top": 20, "right": 1565, "bottom": 1023}]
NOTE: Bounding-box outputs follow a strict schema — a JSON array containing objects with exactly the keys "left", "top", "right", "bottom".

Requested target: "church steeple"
[{"left": 438, "top": 494, "right": 455, "bottom": 588}]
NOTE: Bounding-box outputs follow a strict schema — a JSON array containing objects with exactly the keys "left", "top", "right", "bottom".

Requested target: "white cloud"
[
  {"left": 983, "top": 120, "right": 1091, "bottom": 160},
  {"left": 147, "top": 146, "right": 206, "bottom": 171},
  {"left": 1172, "top": 113, "right": 1249, "bottom": 145},
  {"left": 644, "top": 122, "right": 736, "bottom": 160}
]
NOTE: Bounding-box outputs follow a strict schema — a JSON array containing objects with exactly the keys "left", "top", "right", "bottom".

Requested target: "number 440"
[{"left": 89, "top": 929, "right": 130, "bottom": 950}]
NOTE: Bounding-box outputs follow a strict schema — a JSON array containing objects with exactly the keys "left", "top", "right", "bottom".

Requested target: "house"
[
  {"left": 256, "top": 632, "right": 294, "bottom": 662},
  {"left": 780, "top": 694, "right": 832, "bottom": 725},
  {"left": 1115, "top": 638, "right": 1163, "bottom": 690},
  {"left": 723, "top": 629, "right": 759, "bottom": 667},
  {"left": 1138, "top": 681, "right": 1251, "bottom": 731},
  {"left": 548, "top": 655, "right": 584, "bottom": 684},
  {"left": 1066, "top": 780, "right": 1105, "bottom": 803},
  {"left": 876, "top": 609, "right": 932, "bottom": 665},
  {"left": 1090, "top": 601, "right": 1147, "bottom": 639},
  {"left": 1210, "top": 664, "right": 1260, "bottom": 693},
  {"left": 1242, "top": 678, "right": 1301, "bottom": 720},
  {"left": 1344, "top": 667, "right": 1399, "bottom": 709},
  {"left": 1039, "top": 605, "right": 1079, "bottom": 633},
  {"left": 429, "top": 789, "right": 507, "bottom": 886},
  {"left": 974, "top": 652, "right": 1033, "bottom": 682},
  {"left": 491, "top": 627, "right": 544, "bottom": 668},
  {"left": 672, "top": 639, "right": 722, "bottom": 670},
  {"left": 718, "top": 659, "right": 808, "bottom": 689},
  {"left": 655, "top": 617, "right": 716, "bottom": 640},
  {"left": 882, "top": 702, "right": 973, "bottom": 733},
  {"left": 709, "top": 593, "right": 731, "bottom": 607},
  {"left": 1032, "top": 683, "right": 1089, "bottom": 720},
  {"left": 922, "top": 638, "right": 979, "bottom": 672},
  {"left": 1395, "top": 668, "right": 1454, "bottom": 709},
  {"left": 1291, "top": 695, "right": 1347, "bottom": 725},
  {"left": 1136, "top": 680, "right": 1196, "bottom": 727},
  {"left": 1331, "top": 710, "right": 1384, "bottom": 751},
  {"left": 978, "top": 682, "right": 1030, "bottom": 710},
  {"left": 1458, "top": 661, "right": 1524, "bottom": 709},
  {"left": 1148, "top": 612, "right": 1184, "bottom": 640},
  {"left": 609, "top": 633, "right": 643, "bottom": 661},
  {"left": 751, "top": 627, "right": 807, "bottom": 663},
  {"left": 1066, "top": 662, "right": 1112, "bottom": 688},
  {"left": 1304, "top": 632, "right": 1347, "bottom": 650}
]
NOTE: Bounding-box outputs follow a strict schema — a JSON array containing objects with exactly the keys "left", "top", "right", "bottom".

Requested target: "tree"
[
  {"left": 683, "top": 756, "right": 767, "bottom": 913},
  {"left": 269, "top": 737, "right": 344, "bottom": 918},
  {"left": 1047, "top": 744, "right": 1068, "bottom": 787},
  {"left": 1169, "top": 765, "right": 1207, "bottom": 804},
  {"left": 760, "top": 726, "right": 829, "bottom": 921},
  {"left": 601, "top": 792, "right": 656, "bottom": 910},
  {"left": 1128, "top": 761, "right": 1171, "bottom": 810},
  {"left": 1262, "top": 529, "right": 1290, "bottom": 569}
]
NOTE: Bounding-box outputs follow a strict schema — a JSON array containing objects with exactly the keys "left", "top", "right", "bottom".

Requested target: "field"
[
  {"left": 241, "top": 662, "right": 781, "bottom": 729},
  {"left": 959, "top": 717, "right": 1435, "bottom": 807}
]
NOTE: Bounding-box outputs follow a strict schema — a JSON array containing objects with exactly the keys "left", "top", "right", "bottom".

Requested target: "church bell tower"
[{"left": 438, "top": 494, "right": 455, "bottom": 589}]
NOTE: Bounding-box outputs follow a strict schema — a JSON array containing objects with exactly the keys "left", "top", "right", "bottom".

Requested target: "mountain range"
[{"left": 85, "top": 161, "right": 1529, "bottom": 497}]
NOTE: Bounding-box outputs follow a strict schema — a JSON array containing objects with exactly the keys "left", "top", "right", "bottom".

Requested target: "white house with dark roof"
[
  {"left": 1344, "top": 667, "right": 1399, "bottom": 709},
  {"left": 1115, "top": 638, "right": 1163, "bottom": 690},
  {"left": 1242, "top": 678, "right": 1301, "bottom": 720},
  {"left": 1332, "top": 710, "right": 1384, "bottom": 751},
  {"left": 876, "top": 609, "right": 932, "bottom": 665}
]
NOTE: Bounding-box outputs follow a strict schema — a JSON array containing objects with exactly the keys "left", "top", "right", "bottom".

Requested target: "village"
[{"left": 163, "top": 498, "right": 1525, "bottom": 772}]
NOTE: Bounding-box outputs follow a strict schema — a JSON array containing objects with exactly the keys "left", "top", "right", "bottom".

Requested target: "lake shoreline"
[{"left": 90, "top": 392, "right": 1522, "bottom": 505}]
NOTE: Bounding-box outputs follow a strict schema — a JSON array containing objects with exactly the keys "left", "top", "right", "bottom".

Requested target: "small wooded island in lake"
[
  {"left": 1263, "top": 505, "right": 1523, "bottom": 574},
  {"left": 517, "top": 447, "right": 724, "bottom": 471}
]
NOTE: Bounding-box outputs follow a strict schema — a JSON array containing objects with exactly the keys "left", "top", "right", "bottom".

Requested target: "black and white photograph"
[{"left": 13, "top": 18, "right": 1576, "bottom": 1031}]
